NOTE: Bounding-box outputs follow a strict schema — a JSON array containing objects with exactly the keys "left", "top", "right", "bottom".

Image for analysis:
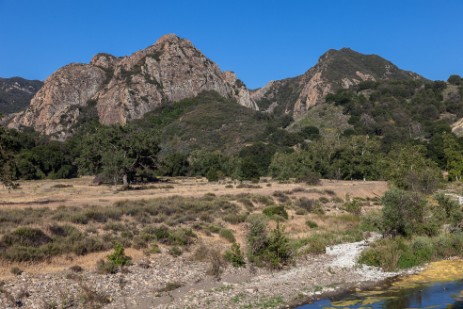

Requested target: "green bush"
[
  {"left": 2, "top": 227, "right": 51, "bottom": 247},
  {"left": 344, "top": 200, "right": 361, "bottom": 215},
  {"left": 305, "top": 220, "right": 318, "bottom": 229},
  {"left": 262, "top": 206, "right": 288, "bottom": 220},
  {"left": 219, "top": 228, "right": 236, "bottom": 243},
  {"left": 246, "top": 215, "right": 292, "bottom": 269},
  {"left": 107, "top": 243, "right": 131, "bottom": 267},
  {"left": 168, "top": 246, "right": 183, "bottom": 257},
  {"left": 381, "top": 188, "right": 427, "bottom": 236},
  {"left": 359, "top": 233, "right": 463, "bottom": 271},
  {"left": 224, "top": 243, "right": 246, "bottom": 267}
]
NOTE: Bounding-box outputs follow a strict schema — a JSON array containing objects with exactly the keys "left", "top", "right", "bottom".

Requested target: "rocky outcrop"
[
  {"left": 7, "top": 64, "right": 107, "bottom": 139},
  {"left": 8, "top": 34, "right": 257, "bottom": 138},
  {"left": 0, "top": 77, "right": 43, "bottom": 114},
  {"left": 253, "top": 48, "right": 423, "bottom": 117}
]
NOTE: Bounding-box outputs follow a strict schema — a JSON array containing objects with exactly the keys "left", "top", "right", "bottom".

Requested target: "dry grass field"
[
  {"left": 0, "top": 177, "right": 387, "bottom": 209},
  {"left": 0, "top": 177, "right": 388, "bottom": 279}
]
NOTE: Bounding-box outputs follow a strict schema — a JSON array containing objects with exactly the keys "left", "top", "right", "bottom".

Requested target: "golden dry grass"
[
  {"left": 0, "top": 177, "right": 387, "bottom": 209},
  {"left": 0, "top": 177, "right": 388, "bottom": 279}
]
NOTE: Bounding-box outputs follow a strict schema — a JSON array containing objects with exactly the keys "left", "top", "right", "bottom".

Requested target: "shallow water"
[
  {"left": 297, "top": 280, "right": 463, "bottom": 308},
  {"left": 297, "top": 260, "right": 463, "bottom": 309}
]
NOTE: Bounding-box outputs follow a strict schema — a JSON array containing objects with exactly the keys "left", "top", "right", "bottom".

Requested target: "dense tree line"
[{"left": 0, "top": 77, "right": 462, "bottom": 187}]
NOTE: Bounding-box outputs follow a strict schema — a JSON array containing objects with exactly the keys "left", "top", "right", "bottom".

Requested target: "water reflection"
[{"left": 297, "top": 280, "right": 463, "bottom": 309}]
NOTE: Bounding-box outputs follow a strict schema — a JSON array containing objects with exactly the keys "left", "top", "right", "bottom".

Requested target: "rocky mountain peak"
[
  {"left": 253, "top": 48, "right": 424, "bottom": 117},
  {"left": 7, "top": 34, "right": 258, "bottom": 139}
]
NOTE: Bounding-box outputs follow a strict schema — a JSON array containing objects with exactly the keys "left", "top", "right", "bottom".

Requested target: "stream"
[
  {"left": 297, "top": 279, "right": 463, "bottom": 308},
  {"left": 294, "top": 249, "right": 463, "bottom": 309}
]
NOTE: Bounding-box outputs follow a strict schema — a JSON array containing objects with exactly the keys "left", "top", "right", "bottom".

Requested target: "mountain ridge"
[
  {"left": 0, "top": 77, "right": 43, "bottom": 114},
  {"left": 252, "top": 47, "right": 424, "bottom": 117},
  {"left": 6, "top": 34, "right": 257, "bottom": 139},
  {"left": 5, "top": 35, "right": 429, "bottom": 139}
]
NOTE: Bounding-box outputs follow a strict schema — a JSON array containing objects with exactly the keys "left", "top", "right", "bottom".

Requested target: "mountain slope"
[
  {"left": 0, "top": 77, "right": 43, "bottom": 114},
  {"left": 7, "top": 34, "right": 257, "bottom": 139},
  {"left": 252, "top": 48, "right": 423, "bottom": 117}
]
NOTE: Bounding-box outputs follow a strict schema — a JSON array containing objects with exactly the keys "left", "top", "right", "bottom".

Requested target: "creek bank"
[{"left": 0, "top": 234, "right": 422, "bottom": 309}]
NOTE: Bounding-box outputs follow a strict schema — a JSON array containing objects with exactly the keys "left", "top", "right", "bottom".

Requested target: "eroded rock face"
[
  {"left": 254, "top": 48, "right": 423, "bottom": 117},
  {"left": 8, "top": 34, "right": 257, "bottom": 137},
  {"left": 8, "top": 64, "right": 107, "bottom": 139}
]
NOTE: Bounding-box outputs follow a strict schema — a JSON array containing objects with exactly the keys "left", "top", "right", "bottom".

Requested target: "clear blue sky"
[{"left": 0, "top": 0, "right": 462, "bottom": 89}]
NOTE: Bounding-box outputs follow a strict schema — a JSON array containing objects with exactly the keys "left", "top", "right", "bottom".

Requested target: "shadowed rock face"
[
  {"left": 7, "top": 34, "right": 257, "bottom": 139},
  {"left": 253, "top": 48, "right": 423, "bottom": 117},
  {"left": 0, "top": 77, "right": 43, "bottom": 114}
]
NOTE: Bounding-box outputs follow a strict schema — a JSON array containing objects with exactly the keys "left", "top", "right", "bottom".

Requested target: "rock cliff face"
[
  {"left": 0, "top": 77, "right": 43, "bottom": 114},
  {"left": 253, "top": 48, "right": 423, "bottom": 117},
  {"left": 8, "top": 34, "right": 257, "bottom": 139}
]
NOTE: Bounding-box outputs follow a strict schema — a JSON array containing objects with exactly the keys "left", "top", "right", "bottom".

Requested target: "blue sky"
[{"left": 0, "top": 0, "right": 461, "bottom": 89}]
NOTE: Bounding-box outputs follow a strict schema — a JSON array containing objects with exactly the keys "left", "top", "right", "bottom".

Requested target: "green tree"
[
  {"left": 443, "top": 133, "right": 463, "bottom": 181},
  {"left": 382, "top": 189, "right": 427, "bottom": 237},
  {"left": 448, "top": 74, "right": 462, "bottom": 85},
  {"left": 0, "top": 127, "right": 17, "bottom": 188},
  {"left": 159, "top": 153, "right": 190, "bottom": 177},
  {"left": 77, "top": 125, "right": 160, "bottom": 187},
  {"left": 379, "top": 145, "right": 441, "bottom": 193},
  {"left": 269, "top": 150, "right": 319, "bottom": 182}
]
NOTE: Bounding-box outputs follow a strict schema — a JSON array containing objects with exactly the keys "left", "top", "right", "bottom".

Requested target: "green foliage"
[
  {"left": 379, "top": 145, "right": 441, "bottom": 193},
  {"left": 77, "top": 125, "right": 160, "bottom": 186},
  {"left": 246, "top": 215, "right": 292, "bottom": 269},
  {"left": 305, "top": 220, "right": 318, "bottom": 229},
  {"left": 159, "top": 152, "right": 189, "bottom": 176},
  {"left": 359, "top": 233, "right": 463, "bottom": 271},
  {"left": 443, "top": 133, "right": 463, "bottom": 181},
  {"left": 269, "top": 151, "right": 320, "bottom": 181},
  {"left": 435, "top": 193, "right": 463, "bottom": 225},
  {"left": 344, "top": 200, "right": 361, "bottom": 215},
  {"left": 262, "top": 205, "right": 289, "bottom": 220},
  {"left": 224, "top": 242, "right": 246, "bottom": 267},
  {"left": 106, "top": 243, "right": 131, "bottom": 267},
  {"left": 381, "top": 188, "right": 427, "bottom": 237},
  {"left": 219, "top": 228, "right": 236, "bottom": 243},
  {"left": 448, "top": 74, "right": 462, "bottom": 85},
  {"left": 238, "top": 143, "right": 276, "bottom": 180}
]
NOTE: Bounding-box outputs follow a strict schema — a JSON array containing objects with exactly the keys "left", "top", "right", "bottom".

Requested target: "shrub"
[
  {"left": 246, "top": 215, "right": 292, "bottom": 269},
  {"left": 10, "top": 267, "right": 23, "bottom": 276},
  {"left": 262, "top": 206, "right": 288, "bottom": 220},
  {"left": 2, "top": 227, "right": 51, "bottom": 247},
  {"left": 344, "top": 200, "right": 361, "bottom": 215},
  {"left": 207, "top": 249, "right": 226, "bottom": 279},
  {"left": 264, "top": 224, "right": 292, "bottom": 269},
  {"left": 224, "top": 243, "right": 246, "bottom": 267},
  {"left": 107, "top": 243, "right": 131, "bottom": 267},
  {"left": 223, "top": 213, "right": 247, "bottom": 224},
  {"left": 97, "top": 243, "right": 131, "bottom": 273},
  {"left": 168, "top": 246, "right": 182, "bottom": 257},
  {"left": 246, "top": 214, "right": 269, "bottom": 263},
  {"left": 219, "top": 228, "right": 236, "bottom": 243},
  {"left": 96, "top": 259, "right": 118, "bottom": 274},
  {"left": 305, "top": 220, "right": 318, "bottom": 229},
  {"left": 70, "top": 265, "right": 83, "bottom": 273},
  {"left": 381, "top": 188, "right": 427, "bottom": 236},
  {"left": 297, "top": 198, "right": 317, "bottom": 212}
]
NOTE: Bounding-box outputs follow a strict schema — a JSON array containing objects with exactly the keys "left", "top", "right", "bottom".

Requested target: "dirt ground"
[
  {"left": 0, "top": 177, "right": 388, "bottom": 209},
  {"left": 0, "top": 178, "right": 391, "bottom": 308}
]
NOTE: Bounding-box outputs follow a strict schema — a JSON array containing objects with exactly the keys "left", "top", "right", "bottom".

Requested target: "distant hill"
[
  {"left": 0, "top": 77, "right": 42, "bottom": 114},
  {"left": 252, "top": 48, "right": 423, "bottom": 117}
]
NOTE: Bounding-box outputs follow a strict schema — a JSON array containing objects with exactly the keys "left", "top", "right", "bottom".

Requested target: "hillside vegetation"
[{"left": 1, "top": 76, "right": 463, "bottom": 187}]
